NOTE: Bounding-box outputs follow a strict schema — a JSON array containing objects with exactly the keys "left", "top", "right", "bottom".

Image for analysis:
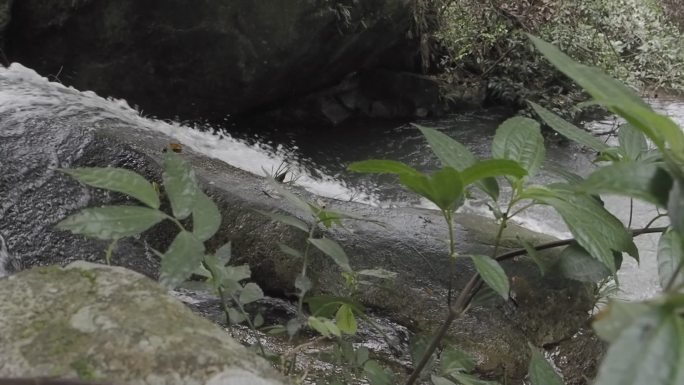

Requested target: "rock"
[
  {"left": 3, "top": 0, "right": 418, "bottom": 120},
  {"left": 0, "top": 261, "right": 287, "bottom": 385},
  {"left": 0, "top": 64, "right": 594, "bottom": 383}
]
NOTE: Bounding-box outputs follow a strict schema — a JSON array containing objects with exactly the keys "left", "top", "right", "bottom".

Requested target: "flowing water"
[{"left": 1, "top": 62, "right": 682, "bottom": 300}]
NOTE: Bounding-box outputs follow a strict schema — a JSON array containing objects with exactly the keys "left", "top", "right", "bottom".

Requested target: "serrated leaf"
[
  {"left": 460, "top": 159, "right": 527, "bottom": 186},
  {"left": 255, "top": 209, "right": 309, "bottom": 232},
  {"left": 468, "top": 255, "right": 509, "bottom": 299},
  {"left": 160, "top": 230, "right": 205, "bottom": 288},
  {"left": 400, "top": 167, "right": 464, "bottom": 212},
  {"left": 163, "top": 151, "right": 199, "bottom": 219},
  {"left": 364, "top": 361, "right": 394, "bottom": 385},
  {"left": 239, "top": 282, "right": 264, "bottom": 304},
  {"left": 519, "top": 237, "right": 548, "bottom": 276},
  {"left": 265, "top": 177, "right": 313, "bottom": 213},
  {"left": 60, "top": 167, "right": 160, "bottom": 209},
  {"left": 347, "top": 159, "right": 420, "bottom": 175},
  {"left": 521, "top": 187, "right": 635, "bottom": 271},
  {"left": 451, "top": 373, "right": 500, "bottom": 385},
  {"left": 410, "top": 333, "right": 435, "bottom": 373},
  {"left": 223, "top": 264, "right": 251, "bottom": 283},
  {"left": 618, "top": 124, "right": 648, "bottom": 160},
  {"left": 253, "top": 313, "right": 264, "bottom": 328},
  {"left": 492, "top": 116, "right": 545, "bottom": 178},
  {"left": 309, "top": 237, "right": 352, "bottom": 272},
  {"left": 580, "top": 162, "right": 665, "bottom": 206},
  {"left": 358, "top": 268, "right": 397, "bottom": 280},
  {"left": 56, "top": 206, "right": 166, "bottom": 240},
  {"left": 227, "top": 307, "right": 247, "bottom": 324},
  {"left": 595, "top": 309, "right": 684, "bottom": 385},
  {"left": 278, "top": 243, "right": 304, "bottom": 259},
  {"left": 440, "top": 346, "right": 475, "bottom": 375},
  {"left": 416, "top": 124, "right": 499, "bottom": 199},
  {"left": 529, "top": 35, "right": 684, "bottom": 155},
  {"left": 558, "top": 243, "right": 612, "bottom": 283},
  {"left": 530, "top": 102, "right": 609, "bottom": 152},
  {"left": 529, "top": 344, "right": 564, "bottom": 385},
  {"left": 657, "top": 229, "right": 684, "bottom": 290},
  {"left": 593, "top": 301, "right": 652, "bottom": 342},
  {"left": 336, "top": 304, "right": 357, "bottom": 335},
  {"left": 431, "top": 375, "right": 457, "bottom": 385},
  {"left": 216, "top": 242, "right": 231, "bottom": 265},
  {"left": 192, "top": 190, "right": 221, "bottom": 241}
]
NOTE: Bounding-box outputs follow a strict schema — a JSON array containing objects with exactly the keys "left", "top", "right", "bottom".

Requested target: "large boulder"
[
  {"left": 0, "top": 64, "right": 595, "bottom": 383},
  {"left": 3, "top": 0, "right": 418, "bottom": 120},
  {"left": 0, "top": 261, "right": 287, "bottom": 385}
]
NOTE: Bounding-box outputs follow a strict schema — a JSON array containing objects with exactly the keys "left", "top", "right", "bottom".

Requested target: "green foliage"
[
  {"left": 528, "top": 344, "right": 564, "bottom": 385},
  {"left": 436, "top": 0, "right": 684, "bottom": 111}
]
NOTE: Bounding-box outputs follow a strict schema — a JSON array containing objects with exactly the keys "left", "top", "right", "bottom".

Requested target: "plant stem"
[
  {"left": 223, "top": 288, "right": 266, "bottom": 357},
  {"left": 104, "top": 238, "right": 119, "bottom": 265},
  {"left": 403, "top": 225, "right": 667, "bottom": 385},
  {"left": 445, "top": 210, "right": 456, "bottom": 306},
  {"left": 297, "top": 225, "right": 317, "bottom": 317}
]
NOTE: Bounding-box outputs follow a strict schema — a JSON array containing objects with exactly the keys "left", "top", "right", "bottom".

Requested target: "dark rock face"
[
  {"left": 0, "top": 65, "right": 594, "bottom": 383},
  {"left": 4, "top": 0, "right": 419, "bottom": 120}
]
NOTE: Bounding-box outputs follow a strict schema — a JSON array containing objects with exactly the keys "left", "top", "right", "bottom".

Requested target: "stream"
[{"left": 1, "top": 62, "right": 682, "bottom": 383}]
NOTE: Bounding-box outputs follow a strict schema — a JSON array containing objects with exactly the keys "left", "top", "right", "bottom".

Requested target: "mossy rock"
[{"left": 0, "top": 261, "right": 287, "bottom": 385}]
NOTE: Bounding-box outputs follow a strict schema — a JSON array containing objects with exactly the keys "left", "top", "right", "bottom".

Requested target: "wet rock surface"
[
  {"left": 0, "top": 65, "right": 595, "bottom": 383},
  {"left": 3, "top": 0, "right": 420, "bottom": 121},
  {"left": 0, "top": 261, "right": 288, "bottom": 385}
]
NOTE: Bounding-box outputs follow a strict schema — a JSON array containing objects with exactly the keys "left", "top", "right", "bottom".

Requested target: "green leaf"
[
  {"left": 223, "top": 264, "right": 251, "bottom": 283},
  {"left": 669, "top": 182, "right": 684, "bottom": 234},
  {"left": 468, "top": 255, "right": 509, "bottom": 299},
  {"left": 545, "top": 163, "right": 584, "bottom": 184},
  {"left": 253, "top": 313, "right": 264, "bottom": 328},
  {"left": 60, "top": 167, "right": 160, "bottom": 209},
  {"left": 431, "top": 375, "right": 457, "bottom": 385},
  {"left": 309, "top": 237, "right": 352, "bottom": 272},
  {"left": 265, "top": 177, "right": 313, "bottom": 214},
  {"left": 460, "top": 159, "right": 527, "bottom": 186},
  {"left": 657, "top": 229, "right": 684, "bottom": 290},
  {"left": 216, "top": 242, "right": 231, "bottom": 265},
  {"left": 160, "top": 230, "right": 205, "bottom": 288},
  {"left": 521, "top": 187, "right": 636, "bottom": 271},
  {"left": 400, "top": 167, "right": 464, "bottom": 212},
  {"left": 227, "top": 307, "right": 247, "bottom": 324},
  {"left": 410, "top": 333, "right": 436, "bottom": 374},
  {"left": 416, "top": 124, "right": 499, "bottom": 200},
  {"left": 557, "top": 244, "right": 611, "bottom": 283},
  {"left": 336, "top": 304, "right": 357, "bottom": 335},
  {"left": 163, "top": 151, "right": 199, "bottom": 219},
  {"left": 306, "top": 296, "right": 365, "bottom": 318},
  {"left": 357, "top": 268, "right": 398, "bottom": 280},
  {"left": 56, "top": 206, "right": 166, "bottom": 240},
  {"left": 239, "top": 282, "right": 264, "bottom": 304},
  {"left": 529, "top": 102, "right": 609, "bottom": 153},
  {"left": 348, "top": 159, "right": 420, "bottom": 175},
  {"left": 593, "top": 301, "right": 652, "bottom": 343},
  {"left": 364, "top": 360, "right": 394, "bottom": 385},
  {"left": 440, "top": 346, "right": 475, "bottom": 375},
  {"left": 192, "top": 190, "right": 221, "bottom": 241},
  {"left": 595, "top": 309, "right": 684, "bottom": 385},
  {"left": 529, "top": 35, "right": 684, "bottom": 155},
  {"left": 255, "top": 209, "right": 309, "bottom": 232},
  {"left": 308, "top": 316, "right": 338, "bottom": 337},
  {"left": 580, "top": 162, "right": 665, "bottom": 206},
  {"left": 492, "top": 116, "right": 545, "bottom": 177},
  {"left": 415, "top": 124, "right": 476, "bottom": 170},
  {"left": 278, "top": 243, "right": 304, "bottom": 259},
  {"left": 528, "top": 344, "right": 564, "bottom": 385},
  {"left": 519, "top": 237, "right": 548, "bottom": 276},
  {"left": 618, "top": 124, "right": 648, "bottom": 160},
  {"left": 451, "top": 373, "right": 500, "bottom": 385}
]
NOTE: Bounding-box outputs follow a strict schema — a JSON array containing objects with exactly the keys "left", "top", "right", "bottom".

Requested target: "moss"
[
  {"left": 38, "top": 265, "right": 63, "bottom": 275},
  {"left": 70, "top": 357, "right": 98, "bottom": 380}
]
